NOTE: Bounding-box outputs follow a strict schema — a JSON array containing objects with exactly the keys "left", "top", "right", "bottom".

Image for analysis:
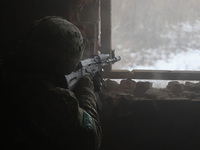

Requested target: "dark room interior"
[{"left": 1, "top": 0, "right": 200, "bottom": 150}]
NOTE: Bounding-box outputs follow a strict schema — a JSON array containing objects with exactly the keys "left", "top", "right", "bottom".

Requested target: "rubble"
[
  {"left": 99, "top": 79, "right": 200, "bottom": 117},
  {"left": 118, "top": 79, "right": 136, "bottom": 95},
  {"left": 166, "top": 81, "right": 184, "bottom": 96},
  {"left": 134, "top": 81, "right": 152, "bottom": 97},
  {"left": 144, "top": 88, "right": 169, "bottom": 100},
  {"left": 185, "top": 81, "right": 200, "bottom": 92},
  {"left": 100, "top": 79, "right": 200, "bottom": 102}
]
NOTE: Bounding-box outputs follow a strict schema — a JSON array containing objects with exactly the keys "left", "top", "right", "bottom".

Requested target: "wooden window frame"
[{"left": 100, "top": 0, "right": 200, "bottom": 81}]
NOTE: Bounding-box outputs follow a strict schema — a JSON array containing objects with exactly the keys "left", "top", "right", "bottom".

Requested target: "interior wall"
[
  {"left": 100, "top": 99, "right": 200, "bottom": 150},
  {"left": 0, "top": 0, "right": 101, "bottom": 62}
]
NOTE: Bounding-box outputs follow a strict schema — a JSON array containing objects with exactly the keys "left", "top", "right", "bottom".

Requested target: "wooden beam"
[
  {"left": 102, "top": 69, "right": 200, "bottom": 80},
  {"left": 101, "top": 0, "right": 112, "bottom": 71}
]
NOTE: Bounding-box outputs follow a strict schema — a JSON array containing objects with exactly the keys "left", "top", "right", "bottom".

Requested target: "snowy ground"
[
  {"left": 112, "top": 21, "right": 200, "bottom": 88},
  {"left": 113, "top": 48, "right": 200, "bottom": 71},
  {"left": 112, "top": 48, "right": 200, "bottom": 88}
]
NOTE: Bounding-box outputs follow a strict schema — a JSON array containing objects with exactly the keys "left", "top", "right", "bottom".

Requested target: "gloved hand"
[{"left": 74, "top": 74, "right": 94, "bottom": 91}]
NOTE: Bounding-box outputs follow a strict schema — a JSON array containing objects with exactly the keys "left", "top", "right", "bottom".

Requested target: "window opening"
[{"left": 105, "top": 0, "right": 200, "bottom": 88}]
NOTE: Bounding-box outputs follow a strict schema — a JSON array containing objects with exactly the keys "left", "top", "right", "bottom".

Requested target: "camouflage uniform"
[{"left": 1, "top": 16, "right": 102, "bottom": 150}]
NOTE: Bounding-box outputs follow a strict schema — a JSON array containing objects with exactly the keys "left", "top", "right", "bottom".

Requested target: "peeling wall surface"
[{"left": 1, "top": 1, "right": 200, "bottom": 150}]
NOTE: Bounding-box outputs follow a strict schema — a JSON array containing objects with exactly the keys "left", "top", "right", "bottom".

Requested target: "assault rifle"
[{"left": 65, "top": 52, "right": 121, "bottom": 110}]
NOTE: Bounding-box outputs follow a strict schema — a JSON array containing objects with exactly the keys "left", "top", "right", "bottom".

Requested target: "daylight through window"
[{"left": 112, "top": 0, "right": 200, "bottom": 71}]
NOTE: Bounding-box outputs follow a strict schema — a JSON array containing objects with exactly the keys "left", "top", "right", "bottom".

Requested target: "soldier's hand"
[{"left": 74, "top": 75, "right": 94, "bottom": 91}]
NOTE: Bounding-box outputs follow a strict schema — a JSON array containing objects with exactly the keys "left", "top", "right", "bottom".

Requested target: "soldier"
[{"left": 2, "top": 16, "right": 102, "bottom": 150}]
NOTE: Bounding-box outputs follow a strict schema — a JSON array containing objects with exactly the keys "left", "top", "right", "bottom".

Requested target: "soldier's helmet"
[{"left": 19, "top": 16, "right": 85, "bottom": 75}]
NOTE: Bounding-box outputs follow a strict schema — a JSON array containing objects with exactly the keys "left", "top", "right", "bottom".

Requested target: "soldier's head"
[{"left": 19, "top": 16, "right": 85, "bottom": 75}]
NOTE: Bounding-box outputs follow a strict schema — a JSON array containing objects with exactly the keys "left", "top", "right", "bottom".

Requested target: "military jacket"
[{"left": 1, "top": 72, "right": 102, "bottom": 150}]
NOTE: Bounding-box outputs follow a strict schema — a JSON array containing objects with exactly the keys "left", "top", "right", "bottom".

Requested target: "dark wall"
[
  {"left": 101, "top": 100, "right": 200, "bottom": 150},
  {"left": 1, "top": 0, "right": 69, "bottom": 57},
  {"left": 1, "top": 0, "right": 101, "bottom": 63}
]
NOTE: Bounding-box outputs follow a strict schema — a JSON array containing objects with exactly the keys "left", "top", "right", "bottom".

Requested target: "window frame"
[{"left": 100, "top": 0, "right": 200, "bottom": 81}]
